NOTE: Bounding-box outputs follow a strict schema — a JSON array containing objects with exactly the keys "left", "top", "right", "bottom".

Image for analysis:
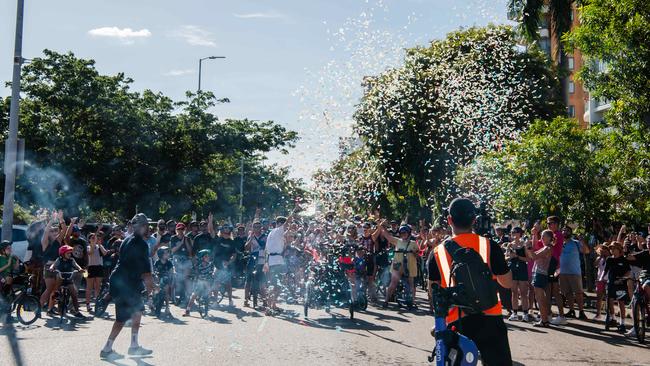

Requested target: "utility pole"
[
  {"left": 239, "top": 158, "right": 244, "bottom": 223},
  {"left": 2, "top": 0, "right": 25, "bottom": 242}
]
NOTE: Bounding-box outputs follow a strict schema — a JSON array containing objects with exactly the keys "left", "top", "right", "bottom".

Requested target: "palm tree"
[{"left": 507, "top": 0, "right": 575, "bottom": 60}]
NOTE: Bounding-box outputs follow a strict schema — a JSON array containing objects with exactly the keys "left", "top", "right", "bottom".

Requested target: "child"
[
  {"left": 0, "top": 241, "right": 19, "bottom": 297},
  {"left": 153, "top": 246, "right": 174, "bottom": 317},
  {"left": 526, "top": 229, "right": 554, "bottom": 327},
  {"left": 50, "top": 245, "right": 86, "bottom": 319},
  {"left": 603, "top": 242, "right": 633, "bottom": 333},
  {"left": 183, "top": 249, "right": 214, "bottom": 316},
  {"left": 592, "top": 243, "right": 610, "bottom": 320}
]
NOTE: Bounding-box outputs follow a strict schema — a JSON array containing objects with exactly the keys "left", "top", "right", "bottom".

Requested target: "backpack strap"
[{"left": 442, "top": 239, "right": 463, "bottom": 287}]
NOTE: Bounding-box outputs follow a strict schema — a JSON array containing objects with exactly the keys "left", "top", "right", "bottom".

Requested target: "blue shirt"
[{"left": 559, "top": 239, "right": 582, "bottom": 275}]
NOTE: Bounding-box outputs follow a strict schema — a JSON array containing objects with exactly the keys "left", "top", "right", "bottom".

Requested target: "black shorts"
[
  {"left": 607, "top": 283, "right": 630, "bottom": 302},
  {"left": 87, "top": 265, "right": 104, "bottom": 278},
  {"left": 451, "top": 314, "right": 513, "bottom": 366},
  {"left": 114, "top": 294, "right": 144, "bottom": 322}
]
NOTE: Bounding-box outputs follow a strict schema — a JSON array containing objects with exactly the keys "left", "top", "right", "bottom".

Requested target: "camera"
[
  {"left": 473, "top": 201, "right": 492, "bottom": 238},
  {"left": 438, "top": 207, "right": 449, "bottom": 229}
]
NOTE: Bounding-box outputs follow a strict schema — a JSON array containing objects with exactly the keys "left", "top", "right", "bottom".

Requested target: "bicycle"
[
  {"left": 94, "top": 278, "right": 111, "bottom": 317},
  {"left": 428, "top": 284, "right": 480, "bottom": 366},
  {"left": 1, "top": 272, "right": 41, "bottom": 325},
  {"left": 393, "top": 249, "right": 415, "bottom": 310},
  {"left": 631, "top": 275, "right": 648, "bottom": 344},
  {"left": 55, "top": 271, "right": 77, "bottom": 323}
]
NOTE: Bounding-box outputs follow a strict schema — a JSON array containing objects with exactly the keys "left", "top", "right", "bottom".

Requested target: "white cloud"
[
  {"left": 88, "top": 27, "right": 151, "bottom": 44},
  {"left": 233, "top": 11, "right": 286, "bottom": 19},
  {"left": 164, "top": 69, "right": 195, "bottom": 77},
  {"left": 172, "top": 25, "right": 216, "bottom": 47}
]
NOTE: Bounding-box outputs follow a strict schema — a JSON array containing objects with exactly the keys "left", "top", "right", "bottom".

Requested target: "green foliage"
[
  {"left": 508, "top": 0, "right": 574, "bottom": 58},
  {"left": 0, "top": 204, "right": 35, "bottom": 225},
  {"left": 350, "top": 25, "right": 562, "bottom": 216},
  {"left": 564, "top": 0, "right": 650, "bottom": 129},
  {"left": 0, "top": 50, "right": 302, "bottom": 220},
  {"left": 459, "top": 117, "right": 610, "bottom": 225}
]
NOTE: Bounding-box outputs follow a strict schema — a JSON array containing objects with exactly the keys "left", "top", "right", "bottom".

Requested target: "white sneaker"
[
  {"left": 550, "top": 316, "right": 568, "bottom": 326},
  {"left": 229, "top": 299, "right": 234, "bottom": 307},
  {"left": 626, "top": 328, "right": 637, "bottom": 338},
  {"left": 508, "top": 313, "right": 518, "bottom": 321},
  {"left": 522, "top": 314, "right": 532, "bottom": 322}
]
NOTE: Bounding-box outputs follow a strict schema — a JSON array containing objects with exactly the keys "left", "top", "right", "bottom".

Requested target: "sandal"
[{"left": 533, "top": 320, "right": 550, "bottom": 328}]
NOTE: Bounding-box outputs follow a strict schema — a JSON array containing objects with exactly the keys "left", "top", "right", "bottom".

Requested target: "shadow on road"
[
  {"left": 218, "top": 306, "right": 263, "bottom": 321},
  {"left": 102, "top": 355, "right": 154, "bottom": 366},
  {"left": 365, "top": 329, "right": 432, "bottom": 353},
  {"left": 559, "top": 321, "right": 649, "bottom": 349},
  {"left": 42, "top": 316, "right": 91, "bottom": 331},
  {"left": 505, "top": 322, "right": 547, "bottom": 334}
]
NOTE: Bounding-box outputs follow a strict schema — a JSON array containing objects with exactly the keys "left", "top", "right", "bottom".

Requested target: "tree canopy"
[
  {"left": 0, "top": 50, "right": 303, "bottom": 221},
  {"left": 315, "top": 26, "right": 562, "bottom": 219}
]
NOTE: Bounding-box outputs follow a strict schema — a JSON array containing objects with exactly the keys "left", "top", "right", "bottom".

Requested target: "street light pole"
[
  {"left": 197, "top": 56, "right": 225, "bottom": 92},
  {"left": 239, "top": 158, "right": 244, "bottom": 223},
  {"left": 2, "top": 0, "right": 25, "bottom": 241}
]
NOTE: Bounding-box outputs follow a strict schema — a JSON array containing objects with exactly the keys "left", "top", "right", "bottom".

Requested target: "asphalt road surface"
[{"left": 2, "top": 289, "right": 649, "bottom": 366}]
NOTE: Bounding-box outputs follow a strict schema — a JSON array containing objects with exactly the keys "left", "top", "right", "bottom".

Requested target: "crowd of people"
[{"left": 1, "top": 204, "right": 649, "bottom": 358}]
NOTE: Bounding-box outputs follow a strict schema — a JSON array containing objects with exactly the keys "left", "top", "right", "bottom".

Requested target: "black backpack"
[{"left": 444, "top": 239, "right": 498, "bottom": 314}]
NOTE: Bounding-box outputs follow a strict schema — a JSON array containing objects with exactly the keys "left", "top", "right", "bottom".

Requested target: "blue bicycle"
[{"left": 428, "top": 284, "right": 480, "bottom": 366}]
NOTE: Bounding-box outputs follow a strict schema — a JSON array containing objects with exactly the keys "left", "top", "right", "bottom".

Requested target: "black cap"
[{"left": 448, "top": 198, "right": 476, "bottom": 228}]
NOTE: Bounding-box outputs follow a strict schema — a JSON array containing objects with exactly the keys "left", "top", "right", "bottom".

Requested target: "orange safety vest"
[{"left": 433, "top": 233, "right": 502, "bottom": 324}]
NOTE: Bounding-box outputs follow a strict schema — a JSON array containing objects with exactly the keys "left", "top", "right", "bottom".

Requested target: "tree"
[
  {"left": 508, "top": 0, "right": 575, "bottom": 59},
  {"left": 563, "top": 0, "right": 650, "bottom": 225},
  {"left": 352, "top": 26, "right": 563, "bottom": 217},
  {"left": 564, "top": 0, "right": 650, "bottom": 129},
  {"left": 0, "top": 50, "right": 300, "bottom": 220},
  {"left": 458, "top": 117, "right": 611, "bottom": 225}
]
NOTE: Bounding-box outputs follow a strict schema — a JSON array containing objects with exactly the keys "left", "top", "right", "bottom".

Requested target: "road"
[{"left": 2, "top": 289, "right": 649, "bottom": 366}]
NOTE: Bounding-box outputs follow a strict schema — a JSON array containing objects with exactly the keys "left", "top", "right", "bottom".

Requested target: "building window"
[
  {"left": 568, "top": 57, "right": 574, "bottom": 70},
  {"left": 569, "top": 81, "right": 575, "bottom": 94},
  {"left": 568, "top": 105, "right": 575, "bottom": 117}
]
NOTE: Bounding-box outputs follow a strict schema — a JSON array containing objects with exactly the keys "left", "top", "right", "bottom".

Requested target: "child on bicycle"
[
  {"left": 153, "top": 246, "right": 174, "bottom": 317},
  {"left": 50, "top": 245, "right": 86, "bottom": 319},
  {"left": 183, "top": 249, "right": 214, "bottom": 317},
  {"left": 0, "top": 241, "right": 19, "bottom": 298}
]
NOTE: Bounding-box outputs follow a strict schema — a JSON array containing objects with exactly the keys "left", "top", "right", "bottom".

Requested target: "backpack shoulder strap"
[{"left": 443, "top": 238, "right": 463, "bottom": 260}]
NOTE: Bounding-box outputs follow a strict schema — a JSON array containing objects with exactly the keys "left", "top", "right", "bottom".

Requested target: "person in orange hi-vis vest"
[{"left": 427, "top": 198, "right": 513, "bottom": 366}]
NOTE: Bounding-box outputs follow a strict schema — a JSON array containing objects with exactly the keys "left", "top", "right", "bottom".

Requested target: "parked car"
[{"left": 0, "top": 225, "right": 29, "bottom": 261}]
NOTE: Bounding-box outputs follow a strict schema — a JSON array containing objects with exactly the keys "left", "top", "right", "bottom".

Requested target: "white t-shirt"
[{"left": 266, "top": 226, "right": 286, "bottom": 266}]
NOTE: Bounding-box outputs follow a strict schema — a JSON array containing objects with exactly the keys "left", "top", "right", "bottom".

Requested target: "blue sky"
[{"left": 1, "top": 0, "right": 511, "bottom": 183}]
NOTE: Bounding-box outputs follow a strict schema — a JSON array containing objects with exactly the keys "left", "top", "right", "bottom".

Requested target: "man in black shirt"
[
  {"left": 427, "top": 198, "right": 512, "bottom": 366},
  {"left": 101, "top": 213, "right": 154, "bottom": 359}
]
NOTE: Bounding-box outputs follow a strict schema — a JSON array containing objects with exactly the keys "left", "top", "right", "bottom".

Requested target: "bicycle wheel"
[
  {"left": 16, "top": 295, "right": 40, "bottom": 325},
  {"left": 348, "top": 287, "right": 354, "bottom": 320},
  {"left": 632, "top": 297, "right": 646, "bottom": 344},
  {"left": 303, "top": 282, "right": 310, "bottom": 317},
  {"left": 59, "top": 291, "right": 67, "bottom": 323},
  {"left": 214, "top": 287, "right": 224, "bottom": 305}
]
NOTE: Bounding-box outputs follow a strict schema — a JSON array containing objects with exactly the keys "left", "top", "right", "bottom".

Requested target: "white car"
[{"left": 0, "top": 224, "right": 29, "bottom": 261}]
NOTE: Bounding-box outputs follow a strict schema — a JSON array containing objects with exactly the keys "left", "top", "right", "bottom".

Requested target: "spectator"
[
  {"left": 592, "top": 244, "right": 610, "bottom": 320},
  {"left": 527, "top": 229, "right": 554, "bottom": 327},
  {"left": 86, "top": 231, "right": 108, "bottom": 312},
  {"left": 546, "top": 216, "right": 566, "bottom": 326},
  {"left": 558, "top": 226, "right": 590, "bottom": 320},
  {"left": 604, "top": 242, "right": 633, "bottom": 333}
]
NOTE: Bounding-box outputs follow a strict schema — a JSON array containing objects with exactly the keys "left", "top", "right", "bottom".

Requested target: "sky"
[{"left": 1, "top": 0, "right": 511, "bottom": 184}]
